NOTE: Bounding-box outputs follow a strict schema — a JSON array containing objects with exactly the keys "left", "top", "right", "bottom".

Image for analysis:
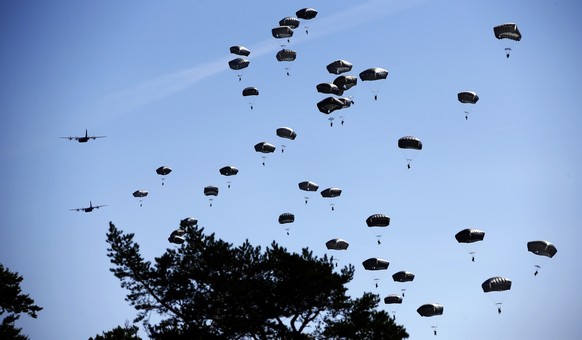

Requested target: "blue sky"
[{"left": 1, "top": 1, "right": 581, "bottom": 339}]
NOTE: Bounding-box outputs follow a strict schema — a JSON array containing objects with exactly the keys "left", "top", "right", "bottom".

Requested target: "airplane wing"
[
  {"left": 60, "top": 136, "right": 79, "bottom": 141},
  {"left": 69, "top": 208, "right": 82, "bottom": 211},
  {"left": 89, "top": 136, "right": 106, "bottom": 140},
  {"left": 94, "top": 204, "right": 108, "bottom": 209}
]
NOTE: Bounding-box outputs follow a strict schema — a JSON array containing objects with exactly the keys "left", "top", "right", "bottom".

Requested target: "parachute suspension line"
[{"left": 534, "top": 264, "right": 541, "bottom": 276}]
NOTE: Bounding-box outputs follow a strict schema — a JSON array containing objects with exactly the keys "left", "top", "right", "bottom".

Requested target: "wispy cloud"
[{"left": 90, "top": 0, "right": 426, "bottom": 119}]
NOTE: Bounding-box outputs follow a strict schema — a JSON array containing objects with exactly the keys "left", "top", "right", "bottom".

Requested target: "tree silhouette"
[
  {"left": 88, "top": 323, "right": 141, "bottom": 340},
  {"left": 0, "top": 264, "right": 43, "bottom": 340},
  {"left": 106, "top": 221, "right": 408, "bottom": 339}
]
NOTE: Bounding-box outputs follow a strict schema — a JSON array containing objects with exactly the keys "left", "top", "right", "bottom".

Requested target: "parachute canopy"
[
  {"left": 455, "top": 228, "right": 485, "bottom": 243},
  {"left": 494, "top": 23, "right": 522, "bottom": 41},
  {"left": 333, "top": 75, "right": 358, "bottom": 91},
  {"left": 362, "top": 258, "right": 389, "bottom": 271},
  {"left": 219, "top": 166, "right": 239, "bottom": 176},
  {"left": 398, "top": 136, "right": 423, "bottom": 150},
  {"left": 417, "top": 303, "right": 444, "bottom": 317},
  {"left": 229, "top": 45, "right": 250, "bottom": 56},
  {"left": 276, "top": 127, "right": 297, "bottom": 140},
  {"left": 326, "top": 238, "right": 349, "bottom": 250},
  {"left": 204, "top": 186, "right": 219, "bottom": 197},
  {"left": 359, "top": 67, "right": 388, "bottom": 81},
  {"left": 458, "top": 91, "right": 479, "bottom": 104},
  {"left": 242, "top": 87, "right": 259, "bottom": 96},
  {"left": 180, "top": 217, "right": 198, "bottom": 228},
  {"left": 316, "top": 82, "right": 343, "bottom": 96},
  {"left": 317, "top": 96, "right": 345, "bottom": 114},
  {"left": 254, "top": 142, "right": 276, "bottom": 153},
  {"left": 132, "top": 190, "right": 148, "bottom": 198},
  {"left": 279, "top": 17, "right": 300, "bottom": 29},
  {"left": 298, "top": 181, "right": 319, "bottom": 192},
  {"left": 384, "top": 295, "right": 403, "bottom": 304},
  {"left": 326, "top": 60, "right": 353, "bottom": 75},
  {"left": 168, "top": 229, "right": 186, "bottom": 244},
  {"left": 228, "top": 58, "right": 250, "bottom": 70},
  {"left": 272, "top": 26, "right": 294, "bottom": 39},
  {"left": 366, "top": 214, "right": 390, "bottom": 227},
  {"left": 276, "top": 49, "right": 297, "bottom": 62},
  {"left": 156, "top": 166, "right": 172, "bottom": 176},
  {"left": 392, "top": 271, "right": 415, "bottom": 282},
  {"left": 278, "top": 213, "right": 295, "bottom": 224},
  {"left": 296, "top": 8, "right": 318, "bottom": 20},
  {"left": 527, "top": 240, "right": 557, "bottom": 258},
  {"left": 482, "top": 276, "right": 512, "bottom": 293},
  {"left": 320, "top": 187, "right": 342, "bottom": 198}
]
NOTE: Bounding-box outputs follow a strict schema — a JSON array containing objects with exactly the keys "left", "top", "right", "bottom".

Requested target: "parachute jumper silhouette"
[
  {"left": 493, "top": 23, "right": 521, "bottom": 58},
  {"left": 156, "top": 166, "right": 172, "bottom": 185},
  {"left": 132, "top": 190, "right": 148, "bottom": 207},
  {"left": 320, "top": 187, "right": 342, "bottom": 211},
  {"left": 254, "top": 142, "right": 276, "bottom": 166},
  {"left": 482, "top": 276, "right": 512, "bottom": 314},
  {"left": 228, "top": 57, "right": 250, "bottom": 82},
  {"left": 457, "top": 91, "right": 479, "bottom": 120},
  {"left": 359, "top": 67, "right": 388, "bottom": 100},
  {"left": 203, "top": 186, "right": 219, "bottom": 207},
  {"left": 298, "top": 180, "right": 319, "bottom": 204},
  {"left": 398, "top": 136, "right": 422, "bottom": 169},
  {"left": 295, "top": 7, "right": 317, "bottom": 34},
  {"left": 417, "top": 303, "right": 444, "bottom": 335},
  {"left": 278, "top": 212, "right": 295, "bottom": 235},
  {"left": 276, "top": 48, "right": 296, "bottom": 76},
  {"left": 527, "top": 240, "right": 557, "bottom": 276},
  {"left": 272, "top": 26, "right": 293, "bottom": 43},
  {"left": 392, "top": 271, "right": 415, "bottom": 298},
  {"left": 362, "top": 257, "right": 389, "bottom": 288},
  {"left": 455, "top": 228, "right": 485, "bottom": 261},
  {"left": 276, "top": 127, "right": 296, "bottom": 153},
  {"left": 219, "top": 165, "right": 238, "bottom": 188},
  {"left": 366, "top": 214, "right": 390, "bottom": 245},
  {"left": 242, "top": 87, "right": 259, "bottom": 110},
  {"left": 384, "top": 294, "right": 403, "bottom": 319},
  {"left": 326, "top": 238, "right": 349, "bottom": 267}
]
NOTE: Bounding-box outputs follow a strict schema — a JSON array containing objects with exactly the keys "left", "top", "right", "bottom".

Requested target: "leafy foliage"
[
  {"left": 106, "top": 221, "right": 408, "bottom": 339},
  {"left": 0, "top": 264, "right": 43, "bottom": 340},
  {"left": 88, "top": 323, "right": 142, "bottom": 340}
]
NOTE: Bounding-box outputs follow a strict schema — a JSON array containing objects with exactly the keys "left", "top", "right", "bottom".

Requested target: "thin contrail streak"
[{"left": 89, "top": 0, "right": 426, "bottom": 119}]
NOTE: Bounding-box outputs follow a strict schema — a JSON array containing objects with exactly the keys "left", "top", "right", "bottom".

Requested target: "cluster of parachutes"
[
  {"left": 156, "top": 17, "right": 526, "bottom": 338},
  {"left": 316, "top": 58, "right": 389, "bottom": 126}
]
